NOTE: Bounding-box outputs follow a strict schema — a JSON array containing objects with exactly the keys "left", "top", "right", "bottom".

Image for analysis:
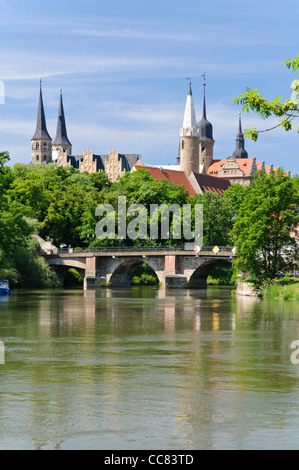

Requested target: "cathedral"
[
  {"left": 31, "top": 81, "right": 287, "bottom": 194},
  {"left": 31, "top": 82, "right": 142, "bottom": 182}
]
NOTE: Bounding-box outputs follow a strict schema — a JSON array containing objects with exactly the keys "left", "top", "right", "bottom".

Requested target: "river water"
[{"left": 0, "top": 286, "right": 299, "bottom": 450}]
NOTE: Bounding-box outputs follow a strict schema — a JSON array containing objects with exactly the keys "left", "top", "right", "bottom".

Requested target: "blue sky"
[{"left": 0, "top": 0, "right": 298, "bottom": 174}]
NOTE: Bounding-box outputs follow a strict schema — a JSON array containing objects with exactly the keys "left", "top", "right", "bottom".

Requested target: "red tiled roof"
[
  {"left": 135, "top": 165, "right": 196, "bottom": 196},
  {"left": 208, "top": 158, "right": 255, "bottom": 177},
  {"left": 193, "top": 172, "right": 230, "bottom": 195},
  {"left": 256, "top": 161, "right": 264, "bottom": 171},
  {"left": 132, "top": 165, "right": 230, "bottom": 196}
]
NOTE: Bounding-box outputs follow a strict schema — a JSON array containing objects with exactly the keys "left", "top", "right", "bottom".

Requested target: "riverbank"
[{"left": 262, "top": 278, "right": 299, "bottom": 301}]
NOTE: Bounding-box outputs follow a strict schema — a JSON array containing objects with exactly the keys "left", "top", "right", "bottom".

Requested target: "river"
[{"left": 0, "top": 286, "right": 299, "bottom": 450}]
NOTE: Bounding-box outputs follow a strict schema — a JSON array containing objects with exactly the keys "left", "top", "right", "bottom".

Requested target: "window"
[
  {"left": 36, "top": 155, "right": 39, "bottom": 161},
  {"left": 36, "top": 142, "right": 39, "bottom": 150},
  {"left": 44, "top": 155, "right": 47, "bottom": 161},
  {"left": 182, "top": 140, "right": 185, "bottom": 150},
  {"left": 43, "top": 142, "right": 47, "bottom": 150}
]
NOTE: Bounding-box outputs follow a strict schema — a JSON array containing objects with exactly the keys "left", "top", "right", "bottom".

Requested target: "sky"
[{"left": 0, "top": 0, "right": 298, "bottom": 175}]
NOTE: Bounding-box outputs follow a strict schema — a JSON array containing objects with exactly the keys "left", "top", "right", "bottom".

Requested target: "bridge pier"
[{"left": 84, "top": 256, "right": 100, "bottom": 290}]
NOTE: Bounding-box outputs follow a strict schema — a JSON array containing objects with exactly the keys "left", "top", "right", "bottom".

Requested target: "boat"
[{"left": 0, "top": 280, "right": 11, "bottom": 296}]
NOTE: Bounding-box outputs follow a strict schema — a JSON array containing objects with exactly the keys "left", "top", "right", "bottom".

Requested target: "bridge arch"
[
  {"left": 186, "top": 258, "right": 233, "bottom": 288},
  {"left": 109, "top": 258, "right": 162, "bottom": 287}
]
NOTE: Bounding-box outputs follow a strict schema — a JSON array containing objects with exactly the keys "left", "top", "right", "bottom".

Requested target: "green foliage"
[
  {"left": 234, "top": 53, "right": 299, "bottom": 140},
  {"left": 130, "top": 263, "right": 159, "bottom": 286},
  {"left": 262, "top": 279, "right": 299, "bottom": 301},
  {"left": 191, "top": 191, "right": 234, "bottom": 246},
  {"left": 207, "top": 262, "right": 236, "bottom": 286},
  {"left": 64, "top": 268, "right": 83, "bottom": 287},
  {"left": 231, "top": 169, "right": 299, "bottom": 287}
]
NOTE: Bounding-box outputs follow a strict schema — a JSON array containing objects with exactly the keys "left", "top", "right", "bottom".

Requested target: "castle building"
[
  {"left": 174, "top": 82, "right": 289, "bottom": 185},
  {"left": 30, "top": 81, "right": 288, "bottom": 190}
]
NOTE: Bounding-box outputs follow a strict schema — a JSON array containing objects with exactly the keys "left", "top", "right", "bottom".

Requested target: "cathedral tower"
[
  {"left": 31, "top": 81, "right": 52, "bottom": 165},
  {"left": 52, "top": 89, "right": 72, "bottom": 157},
  {"left": 197, "top": 79, "right": 214, "bottom": 173},
  {"left": 232, "top": 113, "right": 248, "bottom": 158},
  {"left": 179, "top": 83, "right": 199, "bottom": 175}
]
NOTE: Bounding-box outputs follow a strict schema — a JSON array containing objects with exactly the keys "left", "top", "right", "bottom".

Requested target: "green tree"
[
  {"left": 190, "top": 191, "right": 234, "bottom": 246},
  {"left": 232, "top": 169, "right": 299, "bottom": 286},
  {"left": 234, "top": 54, "right": 299, "bottom": 141}
]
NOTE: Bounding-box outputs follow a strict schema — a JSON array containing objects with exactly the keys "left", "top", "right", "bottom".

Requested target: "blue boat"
[{"left": 0, "top": 280, "right": 11, "bottom": 296}]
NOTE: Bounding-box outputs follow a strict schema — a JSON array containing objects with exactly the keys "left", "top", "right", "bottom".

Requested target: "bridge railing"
[{"left": 53, "top": 245, "right": 234, "bottom": 255}]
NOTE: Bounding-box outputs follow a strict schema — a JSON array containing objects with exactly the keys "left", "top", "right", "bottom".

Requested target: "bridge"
[{"left": 42, "top": 245, "right": 236, "bottom": 289}]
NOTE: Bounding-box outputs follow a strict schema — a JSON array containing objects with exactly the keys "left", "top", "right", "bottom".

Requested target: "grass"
[{"left": 262, "top": 277, "right": 299, "bottom": 301}]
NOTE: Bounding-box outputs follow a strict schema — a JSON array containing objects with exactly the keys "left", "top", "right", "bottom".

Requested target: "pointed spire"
[
  {"left": 53, "top": 88, "right": 72, "bottom": 147},
  {"left": 232, "top": 113, "right": 248, "bottom": 158},
  {"left": 202, "top": 73, "right": 207, "bottom": 119},
  {"left": 197, "top": 74, "right": 213, "bottom": 141},
  {"left": 182, "top": 81, "right": 197, "bottom": 133},
  {"left": 32, "top": 80, "right": 51, "bottom": 140}
]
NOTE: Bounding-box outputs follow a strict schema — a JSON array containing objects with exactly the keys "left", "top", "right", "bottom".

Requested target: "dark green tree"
[{"left": 232, "top": 169, "right": 299, "bottom": 286}]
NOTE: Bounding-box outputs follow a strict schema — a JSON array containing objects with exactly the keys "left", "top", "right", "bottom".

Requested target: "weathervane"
[{"left": 186, "top": 76, "right": 191, "bottom": 86}]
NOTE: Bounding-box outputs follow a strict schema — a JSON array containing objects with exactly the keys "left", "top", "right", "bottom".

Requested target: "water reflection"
[{"left": 0, "top": 287, "right": 299, "bottom": 449}]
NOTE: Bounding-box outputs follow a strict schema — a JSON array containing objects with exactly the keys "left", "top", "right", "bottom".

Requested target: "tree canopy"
[{"left": 231, "top": 169, "right": 299, "bottom": 286}]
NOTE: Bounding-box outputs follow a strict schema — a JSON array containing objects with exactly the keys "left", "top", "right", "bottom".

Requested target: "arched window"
[
  {"left": 36, "top": 142, "right": 39, "bottom": 150},
  {"left": 44, "top": 155, "right": 47, "bottom": 161},
  {"left": 43, "top": 142, "right": 47, "bottom": 150},
  {"left": 36, "top": 155, "right": 39, "bottom": 161}
]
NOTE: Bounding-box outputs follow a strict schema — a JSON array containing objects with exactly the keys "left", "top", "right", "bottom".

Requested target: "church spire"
[
  {"left": 197, "top": 74, "right": 213, "bottom": 141},
  {"left": 232, "top": 113, "right": 248, "bottom": 158},
  {"left": 53, "top": 88, "right": 72, "bottom": 148},
  {"left": 197, "top": 74, "right": 214, "bottom": 173},
  {"left": 182, "top": 81, "right": 197, "bottom": 133},
  {"left": 32, "top": 80, "right": 51, "bottom": 140}
]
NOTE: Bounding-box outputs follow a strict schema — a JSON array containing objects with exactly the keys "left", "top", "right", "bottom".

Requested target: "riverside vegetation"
[{"left": 0, "top": 151, "right": 298, "bottom": 294}]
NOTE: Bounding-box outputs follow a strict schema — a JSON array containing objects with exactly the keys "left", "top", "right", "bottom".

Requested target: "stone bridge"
[{"left": 42, "top": 246, "right": 236, "bottom": 289}]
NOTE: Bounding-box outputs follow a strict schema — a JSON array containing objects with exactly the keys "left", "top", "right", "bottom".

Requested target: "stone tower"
[
  {"left": 179, "top": 83, "right": 199, "bottom": 176},
  {"left": 31, "top": 81, "right": 52, "bottom": 165},
  {"left": 52, "top": 89, "right": 72, "bottom": 157},
  {"left": 232, "top": 113, "right": 248, "bottom": 158},
  {"left": 197, "top": 80, "right": 214, "bottom": 173}
]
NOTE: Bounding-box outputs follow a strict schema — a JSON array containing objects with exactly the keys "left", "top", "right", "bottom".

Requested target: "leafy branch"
[{"left": 233, "top": 54, "right": 299, "bottom": 141}]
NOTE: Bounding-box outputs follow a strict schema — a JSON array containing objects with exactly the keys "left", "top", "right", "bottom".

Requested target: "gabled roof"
[
  {"left": 208, "top": 158, "right": 256, "bottom": 178},
  {"left": 133, "top": 164, "right": 196, "bottom": 196},
  {"left": 132, "top": 164, "right": 230, "bottom": 196},
  {"left": 192, "top": 172, "right": 231, "bottom": 195}
]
